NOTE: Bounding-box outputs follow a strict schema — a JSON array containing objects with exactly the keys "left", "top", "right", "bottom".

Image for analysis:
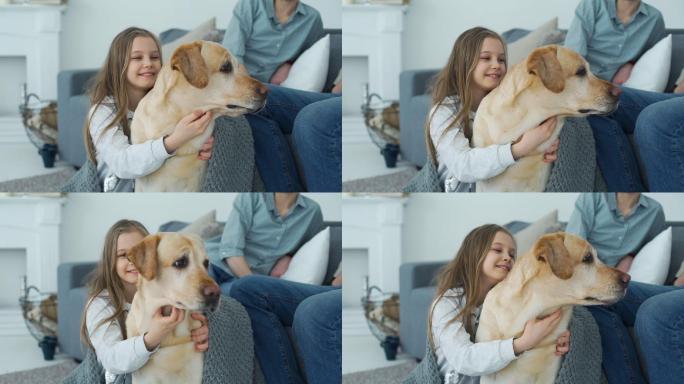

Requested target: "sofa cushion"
[
  {"left": 624, "top": 34, "right": 672, "bottom": 92},
  {"left": 281, "top": 35, "right": 330, "bottom": 92},
  {"left": 630, "top": 226, "right": 672, "bottom": 284},
  {"left": 281, "top": 227, "right": 330, "bottom": 285},
  {"left": 160, "top": 17, "right": 216, "bottom": 62}
]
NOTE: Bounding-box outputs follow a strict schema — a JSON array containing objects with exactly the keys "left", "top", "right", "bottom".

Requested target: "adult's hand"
[
  {"left": 612, "top": 63, "right": 634, "bottom": 85},
  {"left": 270, "top": 63, "right": 292, "bottom": 85}
]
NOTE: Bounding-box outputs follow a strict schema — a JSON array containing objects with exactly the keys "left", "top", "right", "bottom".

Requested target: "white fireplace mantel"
[
  {"left": 0, "top": 197, "right": 65, "bottom": 294},
  {"left": 0, "top": 4, "right": 66, "bottom": 143},
  {"left": 342, "top": 195, "right": 407, "bottom": 293}
]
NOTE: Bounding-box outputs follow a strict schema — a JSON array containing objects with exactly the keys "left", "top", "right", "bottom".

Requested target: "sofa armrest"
[
  {"left": 400, "top": 262, "right": 445, "bottom": 292},
  {"left": 58, "top": 262, "right": 98, "bottom": 292},
  {"left": 400, "top": 70, "right": 438, "bottom": 101}
]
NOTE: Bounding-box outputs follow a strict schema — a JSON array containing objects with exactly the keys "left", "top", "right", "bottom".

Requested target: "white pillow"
[
  {"left": 281, "top": 35, "right": 330, "bottom": 92},
  {"left": 161, "top": 17, "right": 216, "bottom": 63},
  {"left": 623, "top": 34, "right": 672, "bottom": 93},
  {"left": 629, "top": 227, "right": 672, "bottom": 284},
  {"left": 507, "top": 18, "right": 559, "bottom": 66},
  {"left": 514, "top": 210, "right": 559, "bottom": 255},
  {"left": 281, "top": 227, "right": 330, "bottom": 285}
]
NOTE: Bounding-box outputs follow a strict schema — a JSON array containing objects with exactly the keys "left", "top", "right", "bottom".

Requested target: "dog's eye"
[
  {"left": 203, "top": 260, "right": 209, "bottom": 270},
  {"left": 576, "top": 66, "right": 587, "bottom": 77},
  {"left": 582, "top": 254, "right": 593, "bottom": 264},
  {"left": 220, "top": 61, "right": 233, "bottom": 74},
  {"left": 173, "top": 256, "right": 188, "bottom": 269}
]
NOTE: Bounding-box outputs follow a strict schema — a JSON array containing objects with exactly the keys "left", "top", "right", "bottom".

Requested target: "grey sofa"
[
  {"left": 399, "top": 28, "right": 684, "bottom": 170},
  {"left": 399, "top": 220, "right": 684, "bottom": 360},
  {"left": 57, "top": 28, "right": 342, "bottom": 168},
  {"left": 57, "top": 220, "right": 341, "bottom": 361}
]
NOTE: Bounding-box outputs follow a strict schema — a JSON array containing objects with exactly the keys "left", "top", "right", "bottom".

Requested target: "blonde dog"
[
  {"left": 126, "top": 232, "right": 220, "bottom": 384},
  {"left": 473, "top": 45, "right": 621, "bottom": 191},
  {"left": 476, "top": 232, "right": 630, "bottom": 384},
  {"left": 131, "top": 41, "right": 267, "bottom": 192}
]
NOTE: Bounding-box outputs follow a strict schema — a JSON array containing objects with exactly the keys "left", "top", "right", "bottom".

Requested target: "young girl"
[
  {"left": 79, "top": 220, "right": 209, "bottom": 383},
  {"left": 84, "top": 27, "right": 214, "bottom": 192},
  {"left": 428, "top": 224, "right": 570, "bottom": 383},
  {"left": 426, "top": 27, "right": 560, "bottom": 192}
]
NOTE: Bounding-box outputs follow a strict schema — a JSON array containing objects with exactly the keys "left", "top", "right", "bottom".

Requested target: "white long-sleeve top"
[
  {"left": 431, "top": 288, "right": 518, "bottom": 383},
  {"left": 88, "top": 97, "right": 172, "bottom": 192},
  {"left": 429, "top": 97, "right": 516, "bottom": 192},
  {"left": 85, "top": 291, "right": 156, "bottom": 383}
]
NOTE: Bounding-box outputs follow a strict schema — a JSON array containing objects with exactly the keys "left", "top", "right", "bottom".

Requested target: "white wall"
[
  {"left": 60, "top": 0, "right": 341, "bottom": 70},
  {"left": 401, "top": 193, "right": 684, "bottom": 264},
  {"left": 401, "top": 0, "right": 684, "bottom": 71},
  {"left": 59, "top": 193, "right": 341, "bottom": 263}
]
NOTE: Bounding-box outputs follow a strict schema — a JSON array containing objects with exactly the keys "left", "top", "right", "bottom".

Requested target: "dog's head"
[
  {"left": 523, "top": 45, "right": 620, "bottom": 116},
  {"left": 167, "top": 40, "right": 267, "bottom": 117},
  {"left": 529, "top": 232, "right": 629, "bottom": 306},
  {"left": 127, "top": 232, "right": 220, "bottom": 312}
]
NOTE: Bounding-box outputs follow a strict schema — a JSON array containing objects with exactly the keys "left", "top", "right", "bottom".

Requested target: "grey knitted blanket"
[
  {"left": 402, "top": 306, "right": 603, "bottom": 384},
  {"left": 61, "top": 296, "right": 265, "bottom": 384},
  {"left": 61, "top": 116, "right": 264, "bottom": 192},
  {"left": 403, "top": 117, "right": 604, "bottom": 193}
]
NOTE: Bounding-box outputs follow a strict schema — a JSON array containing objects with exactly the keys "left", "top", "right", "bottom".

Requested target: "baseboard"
[
  {"left": 343, "top": 308, "right": 372, "bottom": 337},
  {"left": 0, "top": 307, "right": 30, "bottom": 337},
  {"left": 0, "top": 116, "right": 29, "bottom": 144}
]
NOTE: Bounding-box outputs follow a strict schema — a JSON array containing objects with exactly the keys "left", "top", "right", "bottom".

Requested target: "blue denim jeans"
[
  {"left": 292, "top": 97, "right": 342, "bottom": 192},
  {"left": 587, "top": 281, "right": 684, "bottom": 384},
  {"left": 229, "top": 275, "right": 341, "bottom": 384},
  {"left": 246, "top": 85, "right": 339, "bottom": 192},
  {"left": 587, "top": 87, "right": 684, "bottom": 191}
]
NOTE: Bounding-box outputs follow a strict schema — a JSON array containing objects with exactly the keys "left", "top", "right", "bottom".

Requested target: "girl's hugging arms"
[
  {"left": 85, "top": 296, "right": 156, "bottom": 375},
  {"left": 89, "top": 103, "right": 171, "bottom": 180},
  {"left": 429, "top": 102, "right": 515, "bottom": 183},
  {"left": 431, "top": 293, "right": 518, "bottom": 377}
]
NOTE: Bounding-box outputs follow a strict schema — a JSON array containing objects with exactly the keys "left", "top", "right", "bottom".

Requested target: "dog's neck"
[{"left": 133, "top": 283, "right": 195, "bottom": 347}]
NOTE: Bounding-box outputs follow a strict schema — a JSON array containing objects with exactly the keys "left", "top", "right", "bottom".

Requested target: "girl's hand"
[
  {"left": 513, "top": 309, "right": 563, "bottom": 355},
  {"left": 555, "top": 330, "right": 570, "bottom": 356},
  {"left": 143, "top": 306, "right": 186, "bottom": 351},
  {"left": 190, "top": 312, "right": 209, "bottom": 352},
  {"left": 198, "top": 136, "right": 214, "bottom": 161},
  {"left": 164, "top": 110, "right": 213, "bottom": 153},
  {"left": 511, "top": 117, "right": 557, "bottom": 160},
  {"left": 543, "top": 138, "right": 560, "bottom": 163}
]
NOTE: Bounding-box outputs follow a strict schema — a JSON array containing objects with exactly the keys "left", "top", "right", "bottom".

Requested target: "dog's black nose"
[
  {"left": 256, "top": 83, "right": 268, "bottom": 96},
  {"left": 619, "top": 272, "right": 631, "bottom": 287},
  {"left": 202, "top": 284, "right": 220, "bottom": 310}
]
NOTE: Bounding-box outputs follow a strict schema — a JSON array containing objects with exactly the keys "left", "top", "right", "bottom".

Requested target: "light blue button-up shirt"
[
  {"left": 564, "top": 0, "right": 665, "bottom": 81},
  {"left": 566, "top": 193, "right": 666, "bottom": 267},
  {"left": 222, "top": 0, "right": 324, "bottom": 82},
  {"left": 208, "top": 193, "right": 324, "bottom": 276}
]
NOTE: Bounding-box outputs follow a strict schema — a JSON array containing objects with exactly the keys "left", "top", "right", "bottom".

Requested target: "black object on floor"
[
  {"left": 39, "top": 144, "right": 58, "bottom": 168},
  {"left": 381, "top": 143, "right": 400, "bottom": 168},
  {"left": 39, "top": 336, "right": 58, "bottom": 360},
  {"left": 381, "top": 336, "right": 400, "bottom": 360}
]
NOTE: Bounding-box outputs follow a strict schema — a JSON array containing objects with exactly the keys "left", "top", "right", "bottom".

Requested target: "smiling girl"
[
  {"left": 84, "top": 27, "right": 214, "bottom": 192},
  {"left": 428, "top": 224, "right": 569, "bottom": 383},
  {"left": 426, "top": 27, "right": 559, "bottom": 192},
  {"left": 79, "top": 220, "right": 209, "bottom": 384}
]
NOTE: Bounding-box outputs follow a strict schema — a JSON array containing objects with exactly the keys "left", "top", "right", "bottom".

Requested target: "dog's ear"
[
  {"left": 527, "top": 45, "right": 565, "bottom": 93},
  {"left": 127, "top": 234, "right": 160, "bottom": 280},
  {"left": 534, "top": 232, "right": 573, "bottom": 280},
  {"left": 171, "top": 41, "right": 209, "bottom": 89}
]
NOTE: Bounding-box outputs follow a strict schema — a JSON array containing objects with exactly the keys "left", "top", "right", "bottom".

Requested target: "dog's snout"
[
  {"left": 203, "top": 284, "right": 220, "bottom": 298},
  {"left": 256, "top": 83, "right": 268, "bottom": 96}
]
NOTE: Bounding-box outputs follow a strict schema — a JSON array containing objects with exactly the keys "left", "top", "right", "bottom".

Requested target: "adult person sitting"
[
  {"left": 207, "top": 192, "right": 323, "bottom": 294},
  {"left": 223, "top": 0, "right": 341, "bottom": 191},
  {"left": 565, "top": 0, "right": 684, "bottom": 191}
]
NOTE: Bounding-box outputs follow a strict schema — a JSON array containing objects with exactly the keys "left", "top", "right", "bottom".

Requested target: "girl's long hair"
[
  {"left": 83, "top": 27, "right": 162, "bottom": 164},
  {"left": 425, "top": 27, "right": 507, "bottom": 164},
  {"left": 79, "top": 219, "right": 149, "bottom": 350},
  {"left": 427, "top": 224, "right": 513, "bottom": 347}
]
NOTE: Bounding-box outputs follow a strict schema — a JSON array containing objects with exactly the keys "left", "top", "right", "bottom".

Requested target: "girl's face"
[
  {"left": 481, "top": 231, "right": 516, "bottom": 286},
  {"left": 126, "top": 36, "right": 161, "bottom": 93},
  {"left": 471, "top": 37, "right": 507, "bottom": 94},
  {"left": 115, "top": 230, "right": 145, "bottom": 286}
]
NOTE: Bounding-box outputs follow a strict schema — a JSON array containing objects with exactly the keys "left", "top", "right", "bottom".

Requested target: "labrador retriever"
[
  {"left": 475, "top": 232, "right": 630, "bottom": 384},
  {"left": 131, "top": 41, "right": 268, "bottom": 192},
  {"left": 126, "top": 232, "right": 220, "bottom": 384},
  {"left": 473, "top": 45, "right": 621, "bottom": 192}
]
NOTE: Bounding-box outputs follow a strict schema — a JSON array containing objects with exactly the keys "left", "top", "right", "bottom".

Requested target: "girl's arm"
[
  {"left": 432, "top": 296, "right": 518, "bottom": 377},
  {"left": 89, "top": 105, "right": 171, "bottom": 180},
  {"left": 430, "top": 105, "right": 515, "bottom": 183},
  {"left": 86, "top": 297, "right": 155, "bottom": 374}
]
